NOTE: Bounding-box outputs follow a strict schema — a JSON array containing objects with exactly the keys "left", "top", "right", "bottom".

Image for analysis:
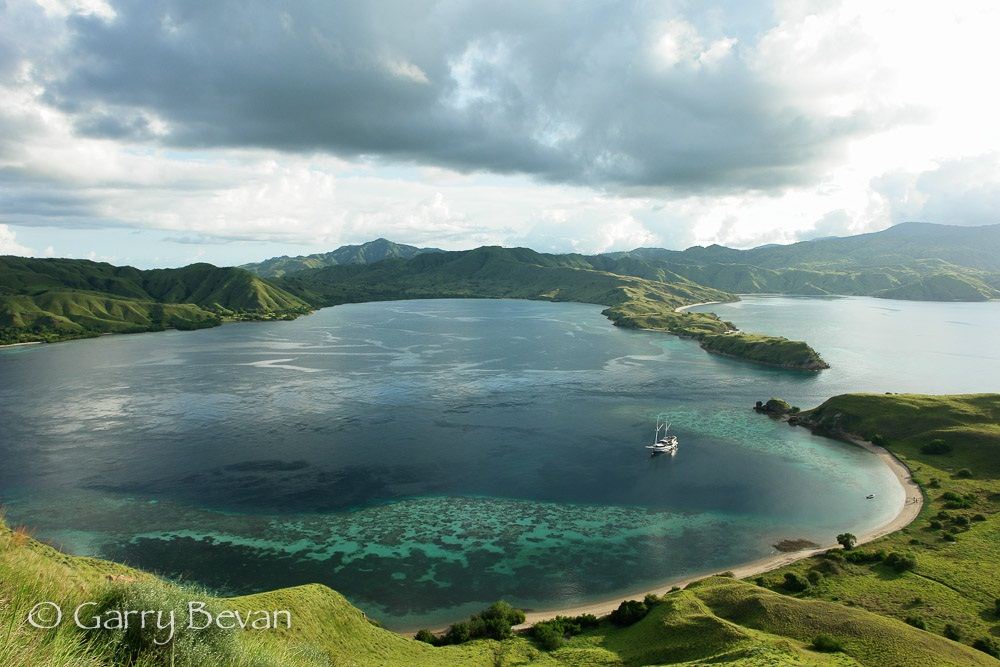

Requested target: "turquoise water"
[{"left": 2, "top": 296, "right": 991, "bottom": 629}]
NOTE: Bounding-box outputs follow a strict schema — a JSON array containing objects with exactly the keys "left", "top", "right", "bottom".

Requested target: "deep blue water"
[{"left": 2, "top": 296, "right": 994, "bottom": 629}]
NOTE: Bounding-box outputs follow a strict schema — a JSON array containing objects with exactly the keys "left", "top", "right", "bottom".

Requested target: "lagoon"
[{"left": 2, "top": 296, "right": 995, "bottom": 629}]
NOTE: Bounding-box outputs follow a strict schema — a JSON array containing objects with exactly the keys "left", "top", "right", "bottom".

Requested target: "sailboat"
[{"left": 645, "top": 414, "right": 679, "bottom": 455}]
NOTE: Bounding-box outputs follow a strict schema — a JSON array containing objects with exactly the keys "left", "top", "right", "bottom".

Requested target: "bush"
[
  {"left": 973, "top": 637, "right": 999, "bottom": 657},
  {"left": 836, "top": 533, "right": 858, "bottom": 550},
  {"left": 530, "top": 614, "right": 599, "bottom": 651},
  {"left": 811, "top": 634, "right": 843, "bottom": 652},
  {"left": 532, "top": 623, "right": 564, "bottom": 651},
  {"left": 905, "top": 615, "right": 926, "bottom": 629},
  {"left": 973, "top": 513, "right": 987, "bottom": 522},
  {"left": 884, "top": 552, "right": 917, "bottom": 573},
  {"left": 414, "top": 629, "right": 437, "bottom": 645},
  {"left": 82, "top": 582, "right": 238, "bottom": 666},
  {"left": 955, "top": 468, "right": 973, "bottom": 478},
  {"left": 928, "top": 519, "right": 943, "bottom": 530},
  {"left": 643, "top": 593, "right": 662, "bottom": 607},
  {"left": 806, "top": 570, "right": 824, "bottom": 585},
  {"left": 870, "top": 434, "right": 886, "bottom": 447},
  {"left": 942, "top": 533, "right": 958, "bottom": 542},
  {"left": 922, "top": 439, "right": 952, "bottom": 455},
  {"left": 943, "top": 623, "right": 961, "bottom": 641},
  {"left": 439, "top": 601, "right": 526, "bottom": 645},
  {"left": 609, "top": 600, "right": 648, "bottom": 627},
  {"left": 844, "top": 549, "right": 886, "bottom": 564},
  {"left": 782, "top": 573, "right": 809, "bottom": 592}
]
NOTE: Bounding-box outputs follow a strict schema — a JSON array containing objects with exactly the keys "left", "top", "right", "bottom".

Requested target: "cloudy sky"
[{"left": 1, "top": 0, "right": 999, "bottom": 268}]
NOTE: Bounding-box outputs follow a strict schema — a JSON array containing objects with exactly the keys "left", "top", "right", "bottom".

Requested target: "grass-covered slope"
[
  {"left": 761, "top": 393, "right": 1000, "bottom": 658},
  {"left": 0, "top": 257, "right": 311, "bottom": 344},
  {"left": 6, "top": 518, "right": 991, "bottom": 666},
  {"left": 276, "top": 246, "right": 827, "bottom": 370}
]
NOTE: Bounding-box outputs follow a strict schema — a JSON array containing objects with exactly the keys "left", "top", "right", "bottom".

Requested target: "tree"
[
  {"left": 414, "top": 629, "right": 437, "bottom": 645},
  {"left": 921, "top": 439, "right": 952, "bottom": 455},
  {"left": 836, "top": 533, "right": 857, "bottom": 550},
  {"left": 609, "top": 600, "right": 648, "bottom": 627}
]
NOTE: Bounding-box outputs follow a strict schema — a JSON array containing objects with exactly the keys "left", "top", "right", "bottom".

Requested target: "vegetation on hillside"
[
  {"left": 760, "top": 393, "right": 1000, "bottom": 658},
  {"left": 606, "top": 222, "right": 1000, "bottom": 301},
  {"left": 0, "top": 257, "right": 311, "bottom": 345}
]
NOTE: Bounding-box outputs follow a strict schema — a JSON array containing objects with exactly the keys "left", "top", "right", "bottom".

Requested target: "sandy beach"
[
  {"left": 506, "top": 435, "right": 922, "bottom": 628},
  {"left": 0, "top": 341, "right": 42, "bottom": 349},
  {"left": 674, "top": 300, "right": 722, "bottom": 313}
]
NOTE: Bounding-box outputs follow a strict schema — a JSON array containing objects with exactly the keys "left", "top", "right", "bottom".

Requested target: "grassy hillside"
[
  {"left": 240, "top": 238, "right": 443, "bottom": 277},
  {"left": 276, "top": 246, "right": 828, "bottom": 370},
  {"left": 761, "top": 393, "right": 1000, "bottom": 658},
  {"left": 0, "top": 257, "right": 310, "bottom": 344},
  {"left": 5, "top": 516, "right": 990, "bottom": 666}
]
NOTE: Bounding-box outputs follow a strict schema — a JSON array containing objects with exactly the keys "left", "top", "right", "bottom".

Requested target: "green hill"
[
  {"left": 606, "top": 223, "right": 1000, "bottom": 301},
  {"left": 0, "top": 257, "right": 310, "bottom": 345},
  {"left": 240, "top": 238, "right": 443, "bottom": 278},
  {"left": 760, "top": 393, "right": 1000, "bottom": 660}
]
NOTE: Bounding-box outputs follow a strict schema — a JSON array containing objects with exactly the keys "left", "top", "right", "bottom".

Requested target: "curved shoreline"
[{"left": 494, "top": 434, "right": 922, "bottom": 630}]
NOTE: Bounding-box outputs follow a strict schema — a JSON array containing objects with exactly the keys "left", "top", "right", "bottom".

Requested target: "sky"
[{"left": 1, "top": 0, "right": 1000, "bottom": 268}]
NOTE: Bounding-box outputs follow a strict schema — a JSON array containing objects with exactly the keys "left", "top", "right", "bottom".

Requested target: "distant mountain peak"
[{"left": 240, "top": 239, "right": 443, "bottom": 278}]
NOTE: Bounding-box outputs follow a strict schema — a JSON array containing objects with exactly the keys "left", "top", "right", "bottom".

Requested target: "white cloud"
[{"left": 0, "top": 224, "right": 33, "bottom": 255}]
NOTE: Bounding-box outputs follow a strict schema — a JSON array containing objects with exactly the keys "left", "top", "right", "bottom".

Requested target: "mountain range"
[{"left": 1, "top": 222, "right": 997, "bottom": 352}]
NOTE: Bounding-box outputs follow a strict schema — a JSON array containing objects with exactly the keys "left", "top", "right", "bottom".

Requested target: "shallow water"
[{"left": 2, "top": 296, "right": 993, "bottom": 629}]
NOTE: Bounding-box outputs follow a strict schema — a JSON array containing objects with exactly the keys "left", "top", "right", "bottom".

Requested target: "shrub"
[
  {"left": 836, "top": 533, "right": 858, "bottom": 550},
  {"left": 782, "top": 572, "right": 809, "bottom": 592},
  {"left": 643, "top": 593, "right": 662, "bottom": 607},
  {"left": 928, "top": 478, "right": 941, "bottom": 488},
  {"left": 530, "top": 614, "right": 598, "bottom": 651},
  {"left": 973, "top": 637, "right": 999, "bottom": 657},
  {"left": 953, "top": 515, "right": 970, "bottom": 527},
  {"left": 928, "top": 519, "right": 943, "bottom": 530},
  {"left": 922, "top": 439, "right": 952, "bottom": 455},
  {"left": 905, "top": 615, "right": 926, "bottom": 629},
  {"left": 870, "top": 434, "right": 886, "bottom": 447},
  {"left": 811, "top": 635, "right": 843, "bottom": 652},
  {"left": 973, "top": 513, "right": 987, "bottom": 522},
  {"left": 955, "top": 468, "right": 973, "bottom": 479},
  {"left": 884, "top": 552, "right": 917, "bottom": 573},
  {"left": 414, "top": 629, "right": 437, "bottom": 645},
  {"left": 532, "top": 623, "right": 564, "bottom": 651},
  {"left": 609, "top": 600, "right": 648, "bottom": 627},
  {"left": 994, "top": 598, "right": 1000, "bottom": 617},
  {"left": 439, "top": 601, "right": 526, "bottom": 645},
  {"left": 844, "top": 549, "right": 886, "bottom": 564},
  {"left": 942, "top": 533, "right": 957, "bottom": 542},
  {"left": 943, "top": 624, "right": 961, "bottom": 641},
  {"left": 806, "top": 570, "right": 824, "bottom": 585}
]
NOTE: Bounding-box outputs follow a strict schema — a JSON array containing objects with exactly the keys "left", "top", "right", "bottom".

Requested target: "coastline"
[
  {"left": 0, "top": 341, "right": 43, "bottom": 349},
  {"left": 491, "top": 434, "right": 921, "bottom": 630}
]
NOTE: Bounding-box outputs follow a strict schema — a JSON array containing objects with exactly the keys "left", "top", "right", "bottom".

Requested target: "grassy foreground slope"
[
  {"left": 4, "top": 517, "right": 989, "bottom": 666},
  {"left": 276, "top": 246, "right": 828, "bottom": 370},
  {"left": 763, "top": 394, "right": 1000, "bottom": 658},
  {"left": 0, "top": 257, "right": 311, "bottom": 344}
]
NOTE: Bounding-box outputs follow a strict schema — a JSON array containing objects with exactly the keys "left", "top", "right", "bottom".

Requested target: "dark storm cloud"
[{"left": 37, "top": 1, "right": 870, "bottom": 191}]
